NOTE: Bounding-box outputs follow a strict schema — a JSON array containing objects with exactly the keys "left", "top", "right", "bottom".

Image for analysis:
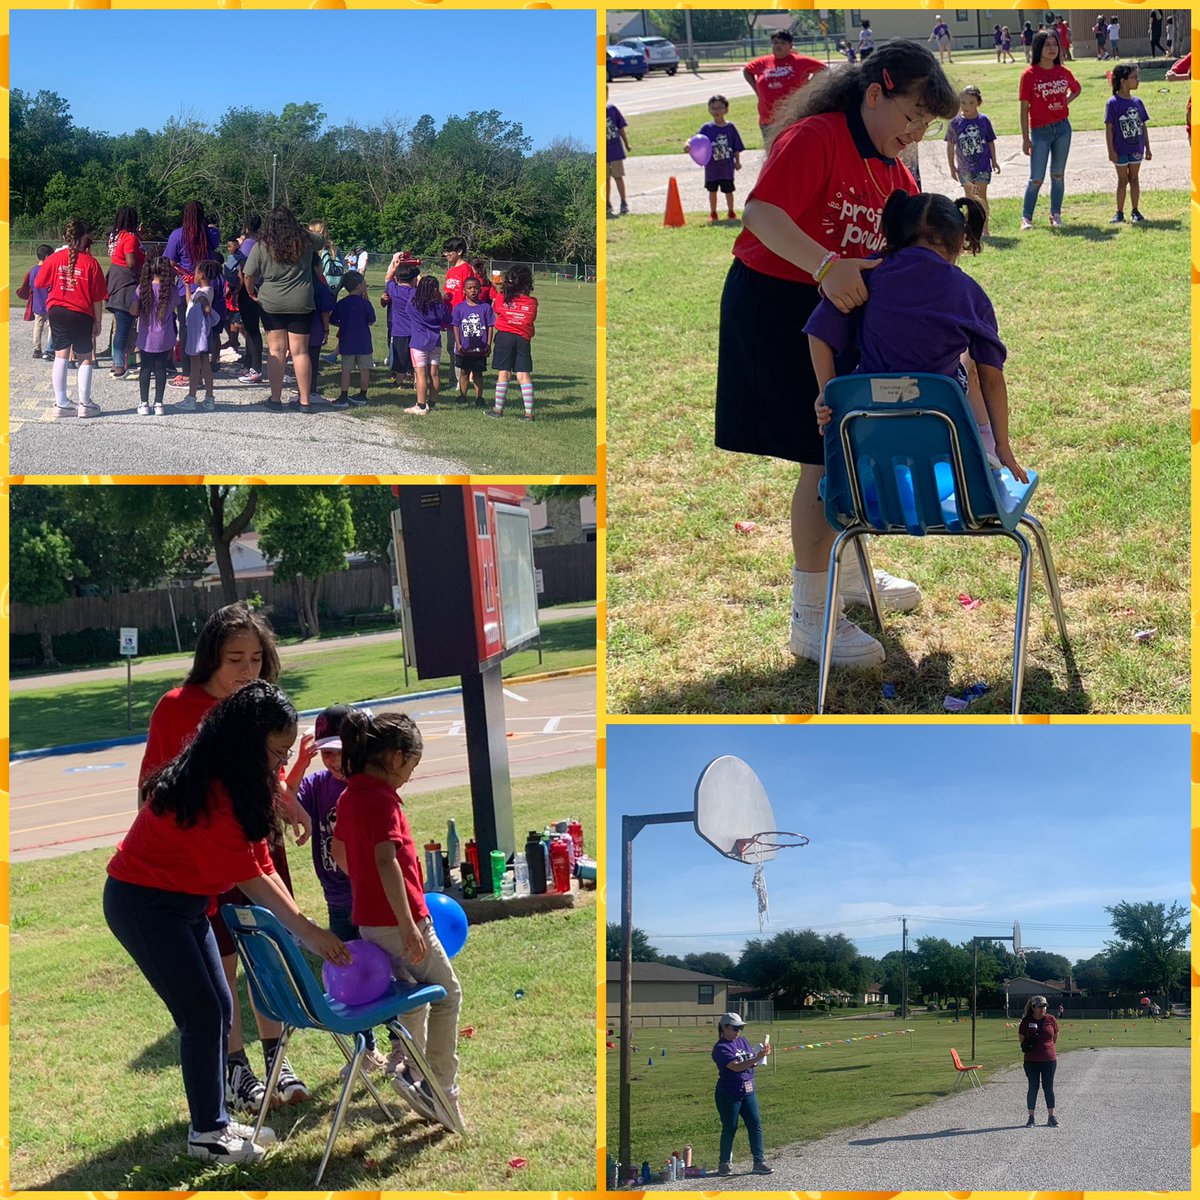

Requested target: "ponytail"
[
  {"left": 881, "top": 189, "right": 984, "bottom": 259},
  {"left": 954, "top": 196, "right": 986, "bottom": 256},
  {"left": 341, "top": 709, "right": 424, "bottom": 777}
]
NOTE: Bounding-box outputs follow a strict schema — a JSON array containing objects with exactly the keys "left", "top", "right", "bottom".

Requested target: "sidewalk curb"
[{"left": 9, "top": 667, "right": 598, "bottom": 762}]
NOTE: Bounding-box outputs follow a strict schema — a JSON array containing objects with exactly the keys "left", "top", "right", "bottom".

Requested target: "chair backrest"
[
  {"left": 950, "top": 1047, "right": 965, "bottom": 1069},
  {"left": 822, "top": 373, "right": 1034, "bottom": 536}
]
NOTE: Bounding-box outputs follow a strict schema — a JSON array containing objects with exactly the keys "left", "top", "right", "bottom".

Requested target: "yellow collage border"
[{"left": 0, "top": 2, "right": 1196, "bottom": 1200}]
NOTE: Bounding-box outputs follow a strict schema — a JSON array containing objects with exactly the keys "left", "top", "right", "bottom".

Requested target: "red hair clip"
[{"left": 882, "top": 67, "right": 895, "bottom": 91}]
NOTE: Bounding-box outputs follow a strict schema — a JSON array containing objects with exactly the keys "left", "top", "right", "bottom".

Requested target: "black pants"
[
  {"left": 239, "top": 289, "right": 263, "bottom": 371},
  {"left": 139, "top": 351, "right": 169, "bottom": 406},
  {"left": 1024, "top": 1059, "right": 1056, "bottom": 1109}
]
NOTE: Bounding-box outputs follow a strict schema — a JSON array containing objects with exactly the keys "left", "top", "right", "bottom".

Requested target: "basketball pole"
[
  {"left": 971, "top": 931, "right": 1017, "bottom": 1060},
  {"left": 620, "top": 811, "right": 692, "bottom": 1183}
]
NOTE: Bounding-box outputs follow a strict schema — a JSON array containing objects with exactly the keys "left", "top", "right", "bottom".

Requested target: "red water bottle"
[
  {"left": 549, "top": 836, "right": 571, "bottom": 893},
  {"left": 568, "top": 817, "right": 584, "bottom": 858},
  {"left": 465, "top": 839, "right": 481, "bottom": 887}
]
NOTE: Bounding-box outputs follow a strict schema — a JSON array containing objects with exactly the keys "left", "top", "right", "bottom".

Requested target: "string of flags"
[{"left": 634, "top": 1029, "right": 917, "bottom": 1058}]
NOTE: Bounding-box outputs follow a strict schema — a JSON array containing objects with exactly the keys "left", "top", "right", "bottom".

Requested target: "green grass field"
[
  {"left": 10, "top": 764, "right": 596, "bottom": 1190},
  {"left": 606, "top": 193, "right": 1189, "bottom": 714},
  {"left": 9, "top": 247, "right": 596, "bottom": 474},
  {"left": 10, "top": 616, "right": 595, "bottom": 752},
  {"left": 606, "top": 1010, "right": 1189, "bottom": 1170},
  {"left": 622, "top": 54, "right": 1188, "bottom": 156}
]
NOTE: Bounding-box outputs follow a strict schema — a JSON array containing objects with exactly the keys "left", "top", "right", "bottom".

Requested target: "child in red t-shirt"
[
  {"left": 488, "top": 264, "right": 538, "bottom": 420},
  {"left": 106, "top": 680, "right": 349, "bottom": 1165},
  {"left": 331, "top": 709, "right": 466, "bottom": 1130}
]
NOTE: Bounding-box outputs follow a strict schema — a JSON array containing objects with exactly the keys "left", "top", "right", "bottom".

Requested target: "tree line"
[
  {"left": 11, "top": 90, "right": 595, "bottom": 265},
  {"left": 609, "top": 900, "right": 1189, "bottom": 1009}
]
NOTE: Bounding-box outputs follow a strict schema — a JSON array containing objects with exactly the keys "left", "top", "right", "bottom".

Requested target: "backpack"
[{"left": 322, "top": 248, "right": 346, "bottom": 297}]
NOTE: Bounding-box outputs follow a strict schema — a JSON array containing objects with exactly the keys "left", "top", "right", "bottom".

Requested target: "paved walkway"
[
  {"left": 619, "top": 126, "right": 1191, "bottom": 217},
  {"left": 647, "top": 1048, "right": 1189, "bottom": 1191},
  {"left": 10, "top": 605, "right": 596, "bottom": 693}
]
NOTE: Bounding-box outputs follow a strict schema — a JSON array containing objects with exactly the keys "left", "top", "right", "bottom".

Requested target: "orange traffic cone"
[{"left": 664, "top": 176, "right": 686, "bottom": 227}]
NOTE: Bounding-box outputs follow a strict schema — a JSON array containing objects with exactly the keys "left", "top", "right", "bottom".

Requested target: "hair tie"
[{"left": 882, "top": 68, "right": 895, "bottom": 91}]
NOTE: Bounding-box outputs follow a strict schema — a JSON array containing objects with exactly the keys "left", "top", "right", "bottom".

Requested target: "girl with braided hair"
[
  {"left": 35, "top": 217, "right": 108, "bottom": 418},
  {"left": 164, "top": 200, "right": 222, "bottom": 388}
]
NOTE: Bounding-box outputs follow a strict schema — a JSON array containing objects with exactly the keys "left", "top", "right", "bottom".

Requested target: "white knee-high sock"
[
  {"left": 52, "top": 357, "right": 70, "bottom": 406},
  {"left": 78, "top": 362, "right": 94, "bottom": 406}
]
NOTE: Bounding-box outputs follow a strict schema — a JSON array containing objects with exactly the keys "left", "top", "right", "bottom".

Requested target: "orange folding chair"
[{"left": 950, "top": 1046, "right": 983, "bottom": 1089}]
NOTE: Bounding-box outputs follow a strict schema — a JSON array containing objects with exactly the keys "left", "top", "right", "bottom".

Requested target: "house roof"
[{"left": 606, "top": 962, "right": 738, "bottom": 984}]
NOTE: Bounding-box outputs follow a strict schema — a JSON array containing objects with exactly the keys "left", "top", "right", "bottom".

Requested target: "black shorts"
[
  {"left": 458, "top": 352, "right": 488, "bottom": 374},
  {"left": 705, "top": 179, "right": 736, "bottom": 194},
  {"left": 49, "top": 307, "right": 96, "bottom": 356},
  {"left": 715, "top": 258, "right": 858, "bottom": 466},
  {"left": 259, "top": 307, "right": 314, "bottom": 336},
  {"left": 209, "top": 838, "right": 293, "bottom": 956},
  {"left": 389, "top": 335, "right": 411, "bottom": 372},
  {"left": 492, "top": 330, "right": 533, "bottom": 373}
]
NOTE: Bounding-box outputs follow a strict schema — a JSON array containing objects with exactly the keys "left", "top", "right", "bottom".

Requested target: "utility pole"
[
  {"left": 900, "top": 916, "right": 909, "bottom": 1019},
  {"left": 271, "top": 153, "right": 278, "bottom": 209}
]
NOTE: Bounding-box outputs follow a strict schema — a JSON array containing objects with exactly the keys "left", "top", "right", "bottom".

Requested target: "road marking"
[
  {"left": 543, "top": 717, "right": 562, "bottom": 733},
  {"left": 503, "top": 688, "right": 529, "bottom": 702},
  {"left": 447, "top": 721, "right": 464, "bottom": 736},
  {"left": 64, "top": 763, "right": 126, "bottom": 773}
]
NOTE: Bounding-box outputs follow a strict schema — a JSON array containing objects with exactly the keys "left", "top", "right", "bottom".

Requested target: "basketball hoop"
[{"left": 733, "top": 831, "right": 810, "bottom": 932}]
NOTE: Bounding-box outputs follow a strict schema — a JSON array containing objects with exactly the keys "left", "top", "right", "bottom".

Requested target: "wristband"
[{"left": 813, "top": 251, "right": 840, "bottom": 284}]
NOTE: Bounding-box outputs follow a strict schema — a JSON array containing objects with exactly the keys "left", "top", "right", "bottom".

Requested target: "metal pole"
[
  {"left": 900, "top": 916, "right": 908, "bottom": 1019},
  {"left": 165, "top": 585, "right": 182, "bottom": 653},
  {"left": 971, "top": 938, "right": 979, "bottom": 1060},
  {"left": 271, "top": 153, "right": 278, "bottom": 208},
  {"left": 684, "top": 9, "right": 697, "bottom": 72},
  {"left": 126, "top": 656, "right": 133, "bottom": 731}
]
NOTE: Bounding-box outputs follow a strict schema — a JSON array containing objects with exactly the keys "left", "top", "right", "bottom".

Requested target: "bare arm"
[
  {"left": 237, "top": 872, "right": 351, "bottom": 963},
  {"left": 742, "top": 66, "right": 758, "bottom": 94},
  {"left": 1020, "top": 100, "right": 1031, "bottom": 148},
  {"left": 977, "top": 363, "right": 1027, "bottom": 482},
  {"left": 810, "top": 335, "right": 837, "bottom": 433},
  {"left": 374, "top": 841, "right": 427, "bottom": 963}
]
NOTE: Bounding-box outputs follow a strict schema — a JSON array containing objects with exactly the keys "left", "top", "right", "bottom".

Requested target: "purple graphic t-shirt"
[
  {"left": 699, "top": 121, "right": 746, "bottom": 184},
  {"left": 712, "top": 1035, "right": 757, "bottom": 1097},
  {"left": 296, "top": 769, "right": 353, "bottom": 909},
  {"left": 1105, "top": 94, "right": 1150, "bottom": 158},
  {"left": 386, "top": 282, "right": 415, "bottom": 337},
  {"left": 606, "top": 103, "right": 628, "bottom": 163},
  {"left": 452, "top": 299, "right": 496, "bottom": 354},
  {"left": 945, "top": 114, "right": 996, "bottom": 176}
]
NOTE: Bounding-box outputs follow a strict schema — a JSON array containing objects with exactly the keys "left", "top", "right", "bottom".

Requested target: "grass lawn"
[
  {"left": 623, "top": 53, "right": 1188, "bottom": 157},
  {"left": 10, "top": 764, "right": 597, "bottom": 1190},
  {"left": 9, "top": 246, "right": 597, "bottom": 474},
  {"left": 605, "top": 1010, "right": 1190, "bottom": 1171},
  {"left": 11, "top": 616, "right": 595, "bottom": 752},
  {"left": 605, "top": 193, "right": 1189, "bottom": 714}
]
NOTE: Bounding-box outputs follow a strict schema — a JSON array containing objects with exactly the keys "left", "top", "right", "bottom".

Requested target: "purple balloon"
[
  {"left": 687, "top": 134, "right": 713, "bottom": 166},
  {"left": 322, "top": 938, "right": 393, "bottom": 1005}
]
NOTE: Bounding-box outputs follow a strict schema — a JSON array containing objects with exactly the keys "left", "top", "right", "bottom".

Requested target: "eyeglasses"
[
  {"left": 888, "top": 95, "right": 944, "bottom": 138},
  {"left": 269, "top": 745, "right": 294, "bottom": 765}
]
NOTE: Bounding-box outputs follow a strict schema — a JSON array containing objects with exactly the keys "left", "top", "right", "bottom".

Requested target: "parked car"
[
  {"left": 619, "top": 35, "right": 680, "bottom": 75},
  {"left": 607, "top": 43, "right": 648, "bottom": 81}
]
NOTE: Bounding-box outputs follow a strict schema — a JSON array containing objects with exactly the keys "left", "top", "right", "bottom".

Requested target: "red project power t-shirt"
[
  {"left": 494, "top": 294, "right": 538, "bottom": 340},
  {"left": 333, "top": 773, "right": 430, "bottom": 928},
  {"left": 36, "top": 248, "right": 108, "bottom": 317},
  {"left": 140, "top": 684, "right": 218, "bottom": 786},
  {"left": 1019, "top": 65, "right": 1079, "bottom": 128},
  {"left": 443, "top": 261, "right": 477, "bottom": 310},
  {"left": 745, "top": 52, "right": 825, "bottom": 126},
  {"left": 732, "top": 111, "right": 917, "bottom": 283}
]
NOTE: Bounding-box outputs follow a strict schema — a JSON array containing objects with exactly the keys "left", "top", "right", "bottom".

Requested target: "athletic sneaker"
[
  {"left": 176, "top": 395, "right": 198, "bottom": 413},
  {"left": 237, "top": 369, "right": 262, "bottom": 384},
  {"left": 227, "top": 1058, "right": 268, "bottom": 1113},
  {"left": 404, "top": 404, "right": 430, "bottom": 415},
  {"left": 1130, "top": 209, "right": 1145, "bottom": 223},
  {"left": 708, "top": 213, "right": 719, "bottom": 224},
  {"left": 32, "top": 349, "right": 43, "bottom": 360},
  {"left": 227, "top": 1119, "right": 276, "bottom": 1147},
  {"left": 390, "top": 1070, "right": 440, "bottom": 1124},
  {"left": 790, "top": 613, "right": 885, "bottom": 667},
  {"left": 1109, "top": 212, "right": 1125, "bottom": 223},
  {"left": 77, "top": 401, "right": 102, "bottom": 419},
  {"left": 841, "top": 566, "right": 922, "bottom": 612},
  {"left": 1048, "top": 212, "right": 1063, "bottom": 228},
  {"left": 1025, "top": 1113, "right": 1036, "bottom": 1127},
  {"left": 348, "top": 392, "right": 368, "bottom": 407},
  {"left": 1047, "top": 1114, "right": 1059, "bottom": 1127},
  {"left": 198, "top": 395, "right": 216, "bottom": 411},
  {"left": 485, "top": 408, "right": 503, "bottom": 418},
  {"left": 187, "top": 1125, "right": 267, "bottom": 1164},
  {"left": 53, "top": 404, "right": 75, "bottom": 419},
  {"left": 272, "top": 1055, "right": 311, "bottom": 1105},
  {"left": 154, "top": 402, "right": 165, "bottom": 416},
  {"left": 619, "top": 201, "right": 630, "bottom": 215},
  {"left": 751, "top": 1160, "right": 774, "bottom": 1175},
  {"left": 1020, "top": 217, "right": 1034, "bottom": 231},
  {"left": 137, "top": 402, "right": 151, "bottom": 416},
  {"left": 717, "top": 1162, "right": 733, "bottom": 1176},
  {"left": 168, "top": 374, "right": 190, "bottom": 389}
]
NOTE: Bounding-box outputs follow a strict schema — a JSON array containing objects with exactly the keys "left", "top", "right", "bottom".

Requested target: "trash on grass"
[
  {"left": 508, "top": 1158, "right": 528, "bottom": 1170},
  {"left": 1133, "top": 628, "right": 1157, "bottom": 642},
  {"left": 944, "top": 681, "right": 989, "bottom": 711},
  {"left": 957, "top": 593, "right": 982, "bottom": 611},
  {"left": 882, "top": 682, "right": 897, "bottom": 699},
  {"left": 734, "top": 520, "right": 758, "bottom": 534}
]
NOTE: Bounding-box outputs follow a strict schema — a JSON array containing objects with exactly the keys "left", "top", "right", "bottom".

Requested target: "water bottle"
[
  {"left": 465, "top": 839, "right": 481, "bottom": 886},
  {"left": 461, "top": 859, "right": 477, "bottom": 899},
  {"left": 568, "top": 817, "right": 584, "bottom": 857},
  {"left": 489, "top": 848, "right": 507, "bottom": 896},
  {"left": 549, "top": 837, "right": 571, "bottom": 893},
  {"left": 446, "top": 818, "right": 460, "bottom": 867},
  {"left": 514, "top": 851, "right": 531, "bottom": 895},
  {"left": 525, "top": 830, "right": 547, "bottom": 893},
  {"left": 424, "top": 842, "right": 442, "bottom": 890}
]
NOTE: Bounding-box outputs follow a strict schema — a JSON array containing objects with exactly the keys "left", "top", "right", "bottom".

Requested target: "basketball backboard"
[
  {"left": 1013, "top": 921, "right": 1022, "bottom": 955},
  {"left": 694, "top": 756, "right": 778, "bottom": 863}
]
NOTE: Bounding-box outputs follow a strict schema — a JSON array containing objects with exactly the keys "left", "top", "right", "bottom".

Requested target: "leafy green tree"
[
  {"left": 346, "top": 486, "right": 401, "bottom": 564},
  {"left": 1072, "top": 952, "right": 1111, "bottom": 996},
  {"left": 683, "top": 952, "right": 737, "bottom": 978},
  {"left": 1105, "top": 900, "right": 1189, "bottom": 1001},
  {"left": 606, "top": 922, "right": 661, "bottom": 963},
  {"left": 257, "top": 487, "right": 355, "bottom": 637},
  {"left": 205, "top": 486, "right": 259, "bottom": 604},
  {"left": 1020, "top": 950, "right": 1072, "bottom": 982},
  {"left": 11, "top": 521, "right": 79, "bottom": 606},
  {"left": 648, "top": 10, "right": 748, "bottom": 42}
]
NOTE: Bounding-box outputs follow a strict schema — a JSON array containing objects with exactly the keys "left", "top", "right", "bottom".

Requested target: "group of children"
[{"left": 21, "top": 224, "right": 541, "bottom": 421}]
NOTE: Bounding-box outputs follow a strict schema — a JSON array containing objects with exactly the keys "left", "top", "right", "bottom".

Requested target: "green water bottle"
[{"left": 490, "top": 848, "right": 507, "bottom": 896}]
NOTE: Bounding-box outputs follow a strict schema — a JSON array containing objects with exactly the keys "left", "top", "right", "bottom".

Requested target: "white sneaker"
[
  {"left": 340, "top": 1047, "right": 389, "bottom": 1080},
  {"left": 154, "top": 402, "right": 165, "bottom": 416},
  {"left": 226, "top": 1118, "right": 276, "bottom": 1147},
  {"left": 841, "top": 566, "right": 922, "bottom": 612},
  {"left": 187, "top": 1125, "right": 267, "bottom": 1164},
  {"left": 789, "top": 612, "right": 885, "bottom": 667},
  {"left": 136, "top": 402, "right": 151, "bottom": 416},
  {"left": 76, "top": 401, "right": 102, "bottom": 418}
]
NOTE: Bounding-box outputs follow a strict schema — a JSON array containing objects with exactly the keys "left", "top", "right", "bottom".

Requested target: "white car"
[{"left": 619, "top": 36, "right": 680, "bottom": 76}]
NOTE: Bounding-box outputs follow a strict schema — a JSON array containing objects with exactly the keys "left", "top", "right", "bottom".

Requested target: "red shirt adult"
[
  {"left": 1019, "top": 64, "right": 1079, "bottom": 128},
  {"left": 110, "top": 230, "right": 145, "bottom": 274},
  {"left": 732, "top": 110, "right": 917, "bottom": 284},
  {"left": 140, "top": 684, "right": 218, "bottom": 786},
  {"left": 333, "top": 773, "right": 430, "bottom": 928},
  {"left": 107, "top": 781, "right": 276, "bottom": 904},
  {"left": 35, "top": 248, "right": 108, "bottom": 317},
  {"left": 494, "top": 294, "right": 538, "bottom": 339},
  {"left": 443, "top": 261, "right": 477, "bottom": 311},
  {"left": 1055, "top": 19, "right": 1071, "bottom": 52},
  {"left": 745, "top": 52, "right": 825, "bottom": 127},
  {"left": 1018, "top": 1011, "right": 1059, "bottom": 1062}
]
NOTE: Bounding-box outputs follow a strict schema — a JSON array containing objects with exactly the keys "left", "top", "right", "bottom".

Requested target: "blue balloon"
[{"left": 425, "top": 891, "right": 469, "bottom": 958}]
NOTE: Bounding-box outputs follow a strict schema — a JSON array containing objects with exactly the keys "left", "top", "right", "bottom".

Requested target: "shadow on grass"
[{"left": 811, "top": 1064, "right": 872, "bottom": 1073}]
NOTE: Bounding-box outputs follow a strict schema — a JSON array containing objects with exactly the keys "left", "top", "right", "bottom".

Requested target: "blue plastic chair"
[
  {"left": 221, "top": 904, "right": 463, "bottom": 1185},
  {"left": 819, "top": 372, "right": 1068, "bottom": 714}
]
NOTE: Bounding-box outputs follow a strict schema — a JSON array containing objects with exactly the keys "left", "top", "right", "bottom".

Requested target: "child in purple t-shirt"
[
  {"left": 606, "top": 87, "right": 631, "bottom": 216},
  {"left": 945, "top": 87, "right": 999, "bottom": 236},
  {"left": 308, "top": 268, "right": 339, "bottom": 404},
  {"left": 23, "top": 244, "right": 54, "bottom": 358},
  {"left": 130, "top": 256, "right": 186, "bottom": 416},
  {"left": 383, "top": 259, "right": 419, "bottom": 387},
  {"left": 693, "top": 95, "right": 745, "bottom": 224},
  {"left": 807, "top": 189, "right": 1028, "bottom": 487},
  {"left": 1105, "top": 65, "right": 1152, "bottom": 223},
  {"left": 331, "top": 270, "right": 377, "bottom": 405},
  {"left": 451, "top": 276, "right": 496, "bottom": 401}
]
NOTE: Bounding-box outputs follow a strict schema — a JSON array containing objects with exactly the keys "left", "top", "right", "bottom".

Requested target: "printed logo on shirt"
[
  {"left": 762, "top": 63, "right": 797, "bottom": 90},
  {"left": 711, "top": 133, "right": 733, "bottom": 161},
  {"left": 1032, "top": 76, "right": 1071, "bottom": 103},
  {"left": 606, "top": 116, "right": 620, "bottom": 142},
  {"left": 957, "top": 124, "right": 985, "bottom": 159},
  {"left": 826, "top": 195, "right": 885, "bottom": 252},
  {"left": 459, "top": 312, "right": 487, "bottom": 342},
  {"left": 1118, "top": 106, "right": 1143, "bottom": 142}
]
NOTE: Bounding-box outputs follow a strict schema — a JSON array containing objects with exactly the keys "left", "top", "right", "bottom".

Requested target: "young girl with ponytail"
[
  {"left": 330, "top": 709, "right": 466, "bottom": 1130},
  {"left": 807, "top": 189, "right": 1027, "bottom": 485}
]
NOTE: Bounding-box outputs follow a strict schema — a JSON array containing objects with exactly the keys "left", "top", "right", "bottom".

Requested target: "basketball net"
[
  {"left": 734, "top": 831, "right": 810, "bottom": 933},
  {"left": 752, "top": 859, "right": 769, "bottom": 931}
]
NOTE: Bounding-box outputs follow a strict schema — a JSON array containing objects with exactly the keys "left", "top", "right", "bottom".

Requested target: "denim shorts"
[
  {"left": 961, "top": 170, "right": 993, "bottom": 185},
  {"left": 1115, "top": 152, "right": 1144, "bottom": 166}
]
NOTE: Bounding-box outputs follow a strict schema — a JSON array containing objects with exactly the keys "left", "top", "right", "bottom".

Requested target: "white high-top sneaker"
[
  {"left": 837, "top": 547, "right": 922, "bottom": 612},
  {"left": 789, "top": 569, "right": 885, "bottom": 667}
]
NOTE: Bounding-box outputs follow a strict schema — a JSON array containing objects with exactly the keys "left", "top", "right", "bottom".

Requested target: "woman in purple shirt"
[
  {"left": 711, "top": 1012, "right": 774, "bottom": 1176},
  {"left": 164, "top": 200, "right": 222, "bottom": 387},
  {"left": 1018, "top": 994, "right": 1059, "bottom": 1126}
]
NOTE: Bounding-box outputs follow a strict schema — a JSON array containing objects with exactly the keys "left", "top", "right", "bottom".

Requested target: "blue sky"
[
  {"left": 11, "top": 10, "right": 594, "bottom": 148},
  {"left": 607, "top": 725, "right": 1189, "bottom": 967}
]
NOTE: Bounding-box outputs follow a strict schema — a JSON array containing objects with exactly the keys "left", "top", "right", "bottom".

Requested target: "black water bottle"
[{"left": 525, "top": 829, "right": 548, "bottom": 893}]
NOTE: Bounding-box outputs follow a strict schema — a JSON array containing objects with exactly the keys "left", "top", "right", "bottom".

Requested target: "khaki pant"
[{"left": 31, "top": 313, "right": 48, "bottom": 352}]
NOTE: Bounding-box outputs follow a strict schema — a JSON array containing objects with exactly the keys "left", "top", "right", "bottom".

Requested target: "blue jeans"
[
  {"left": 1024, "top": 1059, "right": 1057, "bottom": 1109},
  {"left": 112, "top": 308, "right": 135, "bottom": 371},
  {"left": 1024, "top": 120, "right": 1072, "bottom": 219},
  {"left": 715, "top": 1086, "right": 764, "bottom": 1163},
  {"left": 103, "top": 876, "right": 233, "bottom": 1133}
]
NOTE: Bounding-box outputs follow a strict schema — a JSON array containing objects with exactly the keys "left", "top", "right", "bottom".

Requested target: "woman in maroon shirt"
[{"left": 1018, "top": 994, "right": 1059, "bottom": 1126}]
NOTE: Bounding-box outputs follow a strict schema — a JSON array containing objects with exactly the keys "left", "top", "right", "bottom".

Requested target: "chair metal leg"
[
  {"left": 330, "top": 1031, "right": 396, "bottom": 1120},
  {"left": 952, "top": 1071, "right": 964, "bottom": 1091},
  {"left": 816, "top": 534, "right": 851, "bottom": 714},
  {"left": 851, "top": 534, "right": 885, "bottom": 635},
  {"left": 315, "top": 1042, "right": 367, "bottom": 1188},
  {"left": 387, "top": 1023, "right": 465, "bottom": 1134},
  {"left": 252, "top": 1026, "right": 292, "bottom": 1146},
  {"left": 1006, "top": 528, "right": 1034, "bottom": 714},
  {"left": 1020, "top": 514, "right": 1069, "bottom": 645}
]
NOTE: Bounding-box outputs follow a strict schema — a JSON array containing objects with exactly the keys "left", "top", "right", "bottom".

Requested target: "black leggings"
[
  {"left": 239, "top": 288, "right": 263, "bottom": 371},
  {"left": 1024, "top": 1059, "right": 1056, "bottom": 1109},
  {"left": 139, "top": 351, "right": 169, "bottom": 406}
]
